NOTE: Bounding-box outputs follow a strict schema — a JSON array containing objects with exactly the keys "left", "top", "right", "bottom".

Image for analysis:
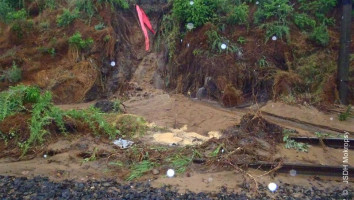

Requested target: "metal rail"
[
  {"left": 249, "top": 162, "right": 353, "bottom": 178},
  {"left": 290, "top": 137, "right": 354, "bottom": 149}
]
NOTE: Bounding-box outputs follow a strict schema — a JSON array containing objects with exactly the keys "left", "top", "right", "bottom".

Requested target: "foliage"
[
  {"left": 83, "top": 147, "right": 98, "bottom": 162},
  {"left": 75, "top": 0, "right": 96, "bottom": 23},
  {"left": 66, "top": 107, "right": 120, "bottom": 139},
  {"left": 45, "top": 0, "right": 57, "bottom": 10},
  {"left": 173, "top": 0, "right": 219, "bottom": 28},
  {"left": 4, "top": 62, "right": 22, "bottom": 83},
  {"left": 94, "top": 22, "right": 105, "bottom": 30},
  {"left": 209, "top": 144, "right": 224, "bottom": 157},
  {"left": 10, "top": 19, "right": 33, "bottom": 39},
  {"left": 295, "top": 52, "right": 336, "bottom": 93},
  {"left": 283, "top": 129, "right": 308, "bottom": 152},
  {"left": 0, "top": 85, "right": 31, "bottom": 121},
  {"left": 38, "top": 47, "right": 55, "bottom": 57},
  {"left": 205, "top": 29, "right": 240, "bottom": 54},
  {"left": 160, "top": 14, "right": 180, "bottom": 59},
  {"left": 5, "top": 8, "right": 26, "bottom": 23},
  {"left": 57, "top": 8, "right": 79, "bottom": 27},
  {"left": 314, "top": 132, "right": 330, "bottom": 139},
  {"left": 298, "top": 0, "right": 337, "bottom": 25},
  {"left": 0, "top": 0, "right": 13, "bottom": 22},
  {"left": 227, "top": 3, "right": 249, "bottom": 25},
  {"left": 260, "top": 22, "right": 290, "bottom": 42},
  {"left": 98, "top": 0, "right": 129, "bottom": 9},
  {"left": 166, "top": 153, "right": 192, "bottom": 173},
  {"left": 126, "top": 160, "right": 154, "bottom": 181},
  {"left": 68, "top": 32, "right": 94, "bottom": 50},
  {"left": 338, "top": 105, "right": 352, "bottom": 121},
  {"left": 254, "top": 0, "right": 293, "bottom": 24},
  {"left": 113, "top": 115, "right": 147, "bottom": 138},
  {"left": 294, "top": 13, "right": 316, "bottom": 31},
  {"left": 258, "top": 56, "right": 268, "bottom": 68},
  {"left": 0, "top": 85, "right": 121, "bottom": 155},
  {"left": 23, "top": 91, "right": 66, "bottom": 155},
  {"left": 310, "top": 24, "right": 329, "bottom": 46},
  {"left": 298, "top": 0, "right": 337, "bottom": 15},
  {"left": 237, "top": 36, "right": 246, "bottom": 44}
]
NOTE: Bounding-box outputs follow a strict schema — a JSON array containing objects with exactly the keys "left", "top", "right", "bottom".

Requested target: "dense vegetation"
[{"left": 0, "top": 85, "right": 121, "bottom": 156}]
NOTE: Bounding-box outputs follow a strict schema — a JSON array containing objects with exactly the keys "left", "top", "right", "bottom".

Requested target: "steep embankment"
[{"left": 0, "top": 1, "right": 168, "bottom": 104}]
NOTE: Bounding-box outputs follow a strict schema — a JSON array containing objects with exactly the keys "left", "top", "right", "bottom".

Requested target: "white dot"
[
  {"left": 221, "top": 43, "right": 227, "bottom": 50},
  {"left": 186, "top": 23, "right": 194, "bottom": 30},
  {"left": 187, "top": 43, "right": 190, "bottom": 47},
  {"left": 290, "top": 169, "right": 297, "bottom": 176},
  {"left": 110, "top": 61, "right": 116, "bottom": 67},
  {"left": 272, "top": 36, "right": 277, "bottom": 41},
  {"left": 181, "top": 39, "right": 183, "bottom": 43},
  {"left": 43, "top": 154, "right": 47, "bottom": 158},
  {"left": 330, "top": 117, "right": 333, "bottom": 121},
  {"left": 268, "top": 182, "right": 277, "bottom": 192},
  {"left": 166, "top": 169, "right": 175, "bottom": 178},
  {"left": 190, "top": 1, "right": 194, "bottom": 5},
  {"left": 256, "top": 1, "right": 259, "bottom": 4}
]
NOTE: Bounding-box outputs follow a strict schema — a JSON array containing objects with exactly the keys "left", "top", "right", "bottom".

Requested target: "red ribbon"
[{"left": 136, "top": 5, "right": 155, "bottom": 51}]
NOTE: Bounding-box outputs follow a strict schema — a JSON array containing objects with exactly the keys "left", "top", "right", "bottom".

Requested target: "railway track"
[{"left": 249, "top": 161, "right": 353, "bottom": 178}]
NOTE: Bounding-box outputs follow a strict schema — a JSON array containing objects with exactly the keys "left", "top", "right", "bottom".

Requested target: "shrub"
[
  {"left": 254, "top": 0, "right": 293, "bottom": 24},
  {"left": 10, "top": 19, "right": 33, "bottom": 39},
  {"left": 310, "top": 24, "right": 329, "bottom": 46},
  {"left": 0, "top": 85, "right": 121, "bottom": 155},
  {"left": 98, "top": 0, "right": 129, "bottom": 9},
  {"left": 5, "top": 8, "right": 26, "bottom": 23},
  {"left": 260, "top": 22, "right": 290, "bottom": 42},
  {"left": 5, "top": 62, "right": 21, "bottom": 83},
  {"left": 205, "top": 29, "right": 240, "bottom": 53},
  {"left": 227, "top": 3, "right": 249, "bottom": 25},
  {"left": 38, "top": 47, "right": 55, "bottom": 57},
  {"left": 45, "top": 0, "right": 56, "bottom": 10},
  {"left": 75, "top": 0, "right": 96, "bottom": 23},
  {"left": 57, "top": 8, "right": 79, "bottom": 27},
  {"left": 0, "top": 0, "right": 13, "bottom": 22},
  {"left": 173, "top": 0, "right": 219, "bottom": 28},
  {"left": 69, "top": 32, "right": 94, "bottom": 50},
  {"left": 294, "top": 13, "right": 316, "bottom": 31},
  {"left": 298, "top": 0, "right": 337, "bottom": 15}
]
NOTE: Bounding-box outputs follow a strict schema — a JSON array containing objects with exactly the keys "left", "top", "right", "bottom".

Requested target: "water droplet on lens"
[
  {"left": 268, "top": 182, "right": 277, "bottom": 192},
  {"left": 187, "top": 23, "right": 194, "bottom": 30},
  {"left": 166, "top": 169, "right": 175, "bottom": 178},
  {"left": 290, "top": 169, "right": 297, "bottom": 176},
  {"left": 221, "top": 43, "right": 227, "bottom": 50}
]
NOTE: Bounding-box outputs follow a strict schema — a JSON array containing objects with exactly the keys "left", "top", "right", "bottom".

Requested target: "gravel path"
[{"left": 0, "top": 176, "right": 352, "bottom": 200}]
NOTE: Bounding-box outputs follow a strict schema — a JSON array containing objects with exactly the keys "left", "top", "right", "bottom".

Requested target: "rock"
[
  {"left": 94, "top": 100, "right": 117, "bottom": 113},
  {"left": 196, "top": 87, "right": 207, "bottom": 100},
  {"left": 204, "top": 77, "right": 221, "bottom": 99},
  {"left": 152, "top": 169, "right": 160, "bottom": 175}
]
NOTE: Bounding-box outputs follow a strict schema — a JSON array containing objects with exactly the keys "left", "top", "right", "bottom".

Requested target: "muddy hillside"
[{"left": 0, "top": 0, "right": 353, "bottom": 106}]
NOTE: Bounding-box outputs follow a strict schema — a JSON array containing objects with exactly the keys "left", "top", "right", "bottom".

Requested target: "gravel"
[{"left": 0, "top": 176, "right": 352, "bottom": 200}]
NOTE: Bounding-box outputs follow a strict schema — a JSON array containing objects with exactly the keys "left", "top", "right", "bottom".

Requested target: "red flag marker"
[{"left": 136, "top": 5, "right": 155, "bottom": 51}]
